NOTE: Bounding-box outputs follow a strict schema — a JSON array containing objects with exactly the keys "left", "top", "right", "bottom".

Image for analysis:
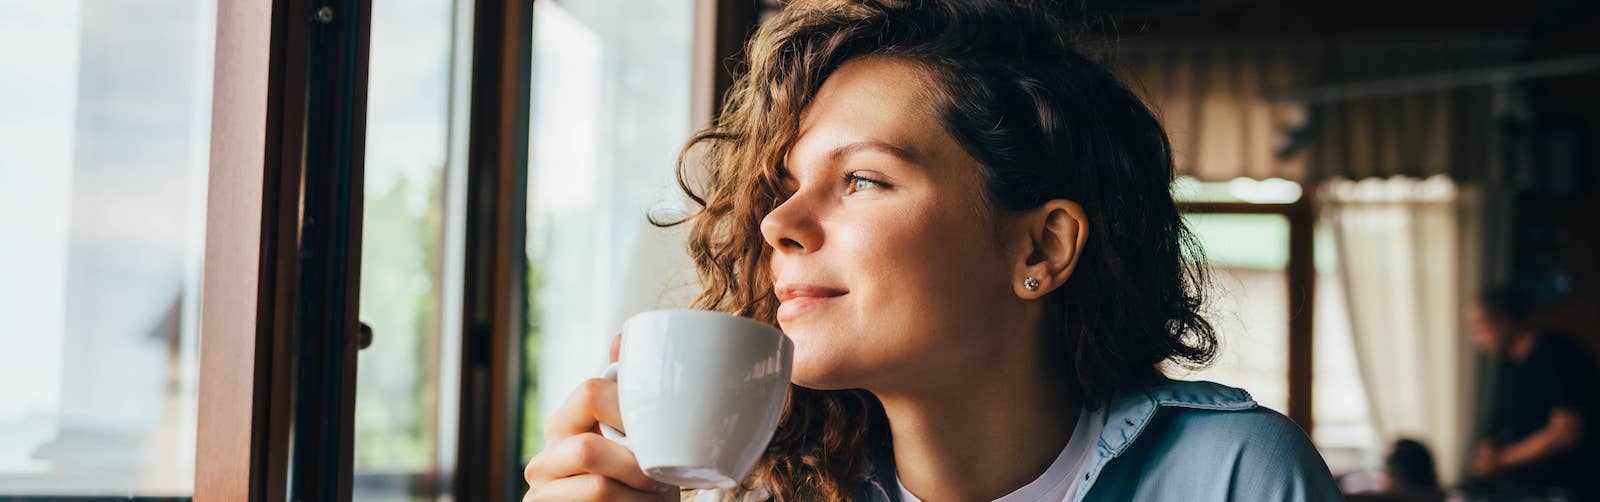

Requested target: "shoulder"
[
  {"left": 1090, "top": 380, "right": 1340, "bottom": 501},
  {"left": 1149, "top": 404, "right": 1324, "bottom": 468},
  {"left": 1125, "top": 381, "right": 1320, "bottom": 466}
]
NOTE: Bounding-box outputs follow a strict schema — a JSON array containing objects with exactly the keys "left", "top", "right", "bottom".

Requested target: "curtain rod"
[{"left": 1265, "top": 55, "right": 1600, "bottom": 104}]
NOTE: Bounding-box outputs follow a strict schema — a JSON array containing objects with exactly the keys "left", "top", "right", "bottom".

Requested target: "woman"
[{"left": 523, "top": 0, "right": 1340, "bottom": 500}]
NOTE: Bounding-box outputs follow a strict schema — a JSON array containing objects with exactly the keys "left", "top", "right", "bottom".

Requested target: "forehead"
[{"left": 788, "top": 57, "right": 956, "bottom": 168}]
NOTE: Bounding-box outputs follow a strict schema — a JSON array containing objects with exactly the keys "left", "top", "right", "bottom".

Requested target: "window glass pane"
[
  {"left": 354, "top": 0, "right": 468, "bottom": 499},
  {"left": 521, "top": 0, "right": 699, "bottom": 457},
  {"left": 0, "top": 0, "right": 214, "bottom": 496},
  {"left": 1173, "top": 213, "right": 1291, "bottom": 413}
]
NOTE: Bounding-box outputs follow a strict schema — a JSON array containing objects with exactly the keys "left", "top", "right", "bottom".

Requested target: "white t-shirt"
[{"left": 895, "top": 406, "right": 1106, "bottom": 502}]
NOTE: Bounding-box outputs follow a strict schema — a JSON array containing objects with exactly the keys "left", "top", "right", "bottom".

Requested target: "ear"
[{"left": 1010, "top": 199, "right": 1089, "bottom": 300}]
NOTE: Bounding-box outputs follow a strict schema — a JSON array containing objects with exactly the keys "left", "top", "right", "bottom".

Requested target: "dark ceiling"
[{"left": 1086, "top": 0, "right": 1600, "bottom": 39}]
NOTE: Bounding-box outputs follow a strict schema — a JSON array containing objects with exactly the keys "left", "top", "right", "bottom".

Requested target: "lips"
[{"left": 775, "top": 284, "right": 847, "bottom": 321}]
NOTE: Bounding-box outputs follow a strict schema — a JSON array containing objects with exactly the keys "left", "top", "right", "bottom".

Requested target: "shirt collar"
[
  {"left": 857, "top": 379, "right": 1259, "bottom": 502},
  {"left": 1097, "top": 378, "right": 1258, "bottom": 457}
]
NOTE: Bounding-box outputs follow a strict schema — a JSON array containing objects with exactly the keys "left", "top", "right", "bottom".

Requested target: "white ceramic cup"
[{"left": 599, "top": 309, "right": 794, "bottom": 489}]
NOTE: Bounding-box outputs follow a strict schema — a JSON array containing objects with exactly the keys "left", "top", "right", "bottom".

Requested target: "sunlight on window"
[
  {"left": 0, "top": 0, "right": 214, "bottom": 495},
  {"left": 522, "top": 0, "right": 700, "bottom": 458}
]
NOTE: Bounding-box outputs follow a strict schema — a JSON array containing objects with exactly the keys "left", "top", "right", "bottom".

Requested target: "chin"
[{"left": 786, "top": 337, "right": 868, "bottom": 391}]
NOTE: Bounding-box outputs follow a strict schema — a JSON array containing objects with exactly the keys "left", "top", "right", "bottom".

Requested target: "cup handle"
[{"left": 597, "top": 362, "right": 628, "bottom": 448}]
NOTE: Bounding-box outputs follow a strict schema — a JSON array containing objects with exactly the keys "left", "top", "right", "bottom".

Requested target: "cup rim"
[{"left": 623, "top": 308, "right": 783, "bottom": 337}]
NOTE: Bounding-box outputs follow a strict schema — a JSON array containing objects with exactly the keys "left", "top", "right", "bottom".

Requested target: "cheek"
[
  {"left": 866, "top": 215, "right": 999, "bottom": 302},
  {"left": 790, "top": 199, "right": 1008, "bottom": 387}
]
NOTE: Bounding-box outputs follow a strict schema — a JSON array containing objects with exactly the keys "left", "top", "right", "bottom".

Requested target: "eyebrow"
[
  {"left": 779, "top": 139, "right": 921, "bottom": 180},
  {"left": 825, "top": 140, "right": 919, "bottom": 164}
]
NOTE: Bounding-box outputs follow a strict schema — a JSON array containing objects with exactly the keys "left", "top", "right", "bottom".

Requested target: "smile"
[{"left": 774, "top": 284, "right": 848, "bottom": 322}]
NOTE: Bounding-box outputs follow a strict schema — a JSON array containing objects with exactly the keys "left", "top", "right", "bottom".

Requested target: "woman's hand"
[{"left": 522, "top": 335, "right": 680, "bottom": 501}]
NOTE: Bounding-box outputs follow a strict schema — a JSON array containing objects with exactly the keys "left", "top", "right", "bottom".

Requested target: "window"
[
  {"left": 0, "top": 0, "right": 215, "bottom": 496},
  {"left": 520, "top": 0, "right": 700, "bottom": 457},
  {"left": 1176, "top": 212, "right": 1293, "bottom": 412},
  {"left": 1175, "top": 176, "right": 1381, "bottom": 475},
  {"left": 353, "top": 0, "right": 471, "bottom": 499}
]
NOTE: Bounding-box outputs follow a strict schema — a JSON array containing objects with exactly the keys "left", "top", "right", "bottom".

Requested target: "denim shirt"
[{"left": 856, "top": 379, "right": 1342, "bottom": 502}]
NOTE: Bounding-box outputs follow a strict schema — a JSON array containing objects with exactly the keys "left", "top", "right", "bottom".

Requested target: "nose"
[{"left": 760, "top": 192, "right": 823, "bottom": 254}]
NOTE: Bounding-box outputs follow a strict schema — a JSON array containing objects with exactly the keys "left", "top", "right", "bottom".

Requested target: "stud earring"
[{"left": 1023, "top": 277, "right": 1040, "bottom": 291}]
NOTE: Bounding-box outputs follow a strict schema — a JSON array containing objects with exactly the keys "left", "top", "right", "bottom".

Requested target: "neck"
[{"left": 873, "top": 338, "right": 1079, "bottom": 502}]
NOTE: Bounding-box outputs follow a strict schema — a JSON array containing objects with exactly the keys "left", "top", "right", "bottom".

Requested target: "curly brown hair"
[{"left": 654, "top": 0, "right": 1216, "bottom": 500}]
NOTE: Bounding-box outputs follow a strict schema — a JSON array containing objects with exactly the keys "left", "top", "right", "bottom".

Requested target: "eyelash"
[{"left": 843, "top": 172, "right": 889, "bottom": 193}]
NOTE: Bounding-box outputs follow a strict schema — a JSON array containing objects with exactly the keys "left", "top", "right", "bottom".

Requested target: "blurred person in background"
[
  {"left": 1467, "top": 285, "right": 1599, "bottom": 500},
  {"left": 1340, "top": 438, "right": 1442, "bottom": 498},
  {"left": 1386, "top": 439, "right": 1442, "bottom": 497}
]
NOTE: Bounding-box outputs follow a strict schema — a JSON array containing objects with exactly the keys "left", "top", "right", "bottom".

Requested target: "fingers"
[
  {"left": 524, "top": 331, "right": 670, "bottom": 502},
  {"left": 524, "top": 432, "right": 673, "bottom": 494},
  {"left": 543, "top": 377, "right": 625, "bottom": 446},
  {"left": 523, "top": 473, "right": 677, "bottom": 502}
]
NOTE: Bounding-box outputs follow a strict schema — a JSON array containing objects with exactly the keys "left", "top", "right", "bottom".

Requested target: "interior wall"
[{"left": 1521, "top": 12, "right": 1600, "bottom": 355}]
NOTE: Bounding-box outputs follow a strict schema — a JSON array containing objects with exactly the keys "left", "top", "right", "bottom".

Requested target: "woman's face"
[{"left": 762, "top": 57, "right": 1030, "bottom": 392}]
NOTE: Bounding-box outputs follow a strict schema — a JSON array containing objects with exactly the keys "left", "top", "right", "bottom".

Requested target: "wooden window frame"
[
  {"left": 195, "top": 1, "right": 763, "bottom": 500},
  {"left": 1180, "top": 199, "right": 1317, "bottom": 432},
  {"left": 194, "top": 0, "right": 305, "bottom": 498},
  {"left": 452, "top": 0, "right": 533, "bottom": 500},
  {"left": 195, "top": 0, "right": 372, "bottom": 500}
]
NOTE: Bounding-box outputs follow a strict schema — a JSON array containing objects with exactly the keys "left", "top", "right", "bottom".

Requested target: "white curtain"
[
  {"left": 1114, "top": 40, "right": 1515, "bottom": 183},
  {"left": 1322, "top": 176, "right": 1502, "bottom": 486}
]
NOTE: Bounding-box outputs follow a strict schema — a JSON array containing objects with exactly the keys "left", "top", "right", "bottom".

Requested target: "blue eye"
[{"left": 845, "top": 173, "right": 886, "bottom": 193}]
